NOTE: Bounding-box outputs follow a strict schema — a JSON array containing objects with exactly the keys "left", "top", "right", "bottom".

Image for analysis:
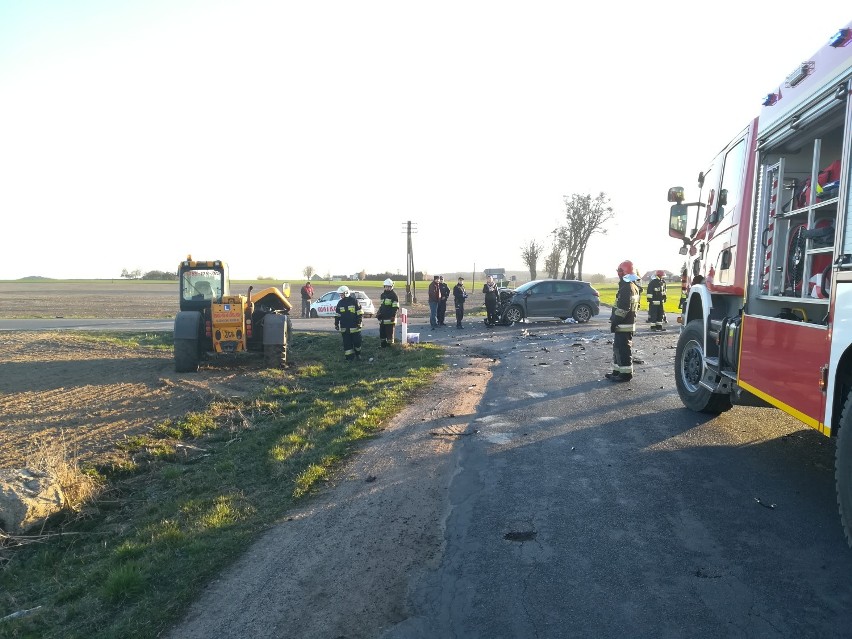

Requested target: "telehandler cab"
[{"left": 173, "top": 255, "right": 292, "bottom": 372}]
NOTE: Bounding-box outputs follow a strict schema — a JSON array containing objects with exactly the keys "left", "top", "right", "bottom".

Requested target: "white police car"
[{"left": 309, "top": 290, "right": 375, "bottom": 318}]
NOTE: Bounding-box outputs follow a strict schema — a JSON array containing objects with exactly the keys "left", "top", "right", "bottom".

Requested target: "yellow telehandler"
[{"left": 173, "top": 255, "right": 292, "bottom": 372}]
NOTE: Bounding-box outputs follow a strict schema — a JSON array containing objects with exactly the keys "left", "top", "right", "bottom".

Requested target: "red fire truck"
[{"left": 668, "top": 21, "right": 852, "bottom": 543}]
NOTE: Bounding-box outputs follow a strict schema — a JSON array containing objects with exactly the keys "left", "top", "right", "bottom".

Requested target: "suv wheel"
[
  {"left": 572, "top": 303, "right": 593, "bottom": 323},
  {"left": 504, "top": 305, "right": 524, "bottom": 324}
]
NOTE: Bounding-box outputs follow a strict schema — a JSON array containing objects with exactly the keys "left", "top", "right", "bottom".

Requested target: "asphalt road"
[
  {"left": 381, "top": 317, "right": 852, "bottom": 638},
  {"left": 7, "top": 314, "right": 852, "bottom": 636},
  {"left": 0, "top": 317, "right": 344, "bottom": 333}
]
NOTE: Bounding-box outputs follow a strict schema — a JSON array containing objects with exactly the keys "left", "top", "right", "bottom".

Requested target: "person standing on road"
[
  {"left": 377, "top": 278, "right": 400, "bottom": 347},
  {"left": 646, "top": 270, "right": 667, "bottom": 331},
  {"left": 482, "top": 275, "right": 499, "bottom": 326},
  {"left": 452, "top": 277, "right": 468, "bottom": 329},
  {"left": 334, "top": 285, "right": 363, "bottom": 361},
  {"left": 300, "top": 281, "right": 314, "bottom": 318},
  {"left": 606, "top": 260, "right": 640, "bottom": 383},
  {"left": 437, "top": 276, "right": 451, "bottom": 326},
  {"left": 428, "top": 275, "right": 442, "bottom": 330}
]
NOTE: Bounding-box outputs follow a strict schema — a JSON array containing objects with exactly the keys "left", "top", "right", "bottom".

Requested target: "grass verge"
[
  {"left": 74, "top": 331, "right": 174, "bottom": 350},
  {"left": 0, "top": 332, "right": 444, "bottom": 639}
]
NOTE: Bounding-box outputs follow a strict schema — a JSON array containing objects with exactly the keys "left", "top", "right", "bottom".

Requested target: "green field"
[{"left": 594, "top": 283, "right": 682, "bottom": 315}]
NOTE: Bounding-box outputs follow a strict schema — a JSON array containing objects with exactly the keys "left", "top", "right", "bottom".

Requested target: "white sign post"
[{"left": 400, "top": 308, "right": 408, "bottom": 344}]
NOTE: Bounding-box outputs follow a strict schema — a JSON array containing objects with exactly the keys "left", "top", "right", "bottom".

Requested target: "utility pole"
[{"left": 402, "top": 221, "right": 418, "bottom": 304}]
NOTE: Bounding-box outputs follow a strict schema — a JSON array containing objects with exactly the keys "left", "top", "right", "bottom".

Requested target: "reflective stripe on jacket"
[
  {"left": 611, "top": 277, "right": 639, "bottom": 332},
  {"left": 377, "top": 290, "right": 400, "bottom": 323},
  {"left": 335, "top": 296, "right": 363, "bottom": 331}
]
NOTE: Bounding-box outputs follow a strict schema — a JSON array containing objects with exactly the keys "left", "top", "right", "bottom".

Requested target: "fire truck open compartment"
[
  {"left": 669, "top": 21, "right": 852, "bottom": 547},
  {"left": 749, "top": 92, "right": 848, "bottom": 323}
]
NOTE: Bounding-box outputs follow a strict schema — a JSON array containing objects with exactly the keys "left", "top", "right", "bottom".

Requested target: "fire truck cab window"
[{"left": 718, "top": 139, "right": 746, "bottom": 223}]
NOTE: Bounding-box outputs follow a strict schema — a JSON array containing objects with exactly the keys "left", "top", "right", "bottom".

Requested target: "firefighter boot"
[
  {"left": 604, "top": 371, "right": 621, "bottom": 380},
  {"left": 611, "top": 373, "right": 633, "bottom": 383}
]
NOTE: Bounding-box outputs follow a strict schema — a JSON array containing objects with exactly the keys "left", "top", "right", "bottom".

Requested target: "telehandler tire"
[
  {"left": 175, "top": 338, "right": 200, "bottom": 373},
  {"left": 264, "top": 343, "right": 287, "bottom": 368}
]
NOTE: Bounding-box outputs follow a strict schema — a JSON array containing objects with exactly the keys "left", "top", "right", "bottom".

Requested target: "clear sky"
[{"left": 2, "top": 1, "right": 850, "bottom": 280}]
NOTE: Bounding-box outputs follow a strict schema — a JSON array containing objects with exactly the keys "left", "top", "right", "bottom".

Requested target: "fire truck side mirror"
[
  {"left": 667, "top": 186, "right": 685, "bottom": 203},
  {"left": 669, "top": 203, "right": 689, "bottom": 240}
]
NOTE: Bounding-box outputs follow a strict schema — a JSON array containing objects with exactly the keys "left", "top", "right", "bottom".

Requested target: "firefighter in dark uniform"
[
  {"left": 606, "top": 260, "right": 640, "bottom": 382},
  {"left": 334, "top": 285, "right": 363, "bottom": 361},
  {"left": 377, "top": 278, "right": 400, "bottom": 347},
  {"left": 646, "top": 269, "right": 667, "bottom": 331}
]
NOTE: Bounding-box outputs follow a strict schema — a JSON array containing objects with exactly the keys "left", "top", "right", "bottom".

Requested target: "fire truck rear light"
[
  {"left": 786, "top": 62, "right": 813, "bottom": 87},
  {"left": 762, "top": 93, "right": 779, "bottom": 106},
  {"left": 205, "top": 321, "right": 212, "bottom": 338},
  {"left": 829, "top": 29, "right": 851, "bottom": 48}
]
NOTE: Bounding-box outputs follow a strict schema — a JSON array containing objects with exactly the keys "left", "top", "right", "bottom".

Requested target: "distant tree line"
[
  {"left": 121, "top": 269, "right": 177, "bottom": 280},
  {"left": 306, "top": 268, "right": 423, "bottom": 282}
]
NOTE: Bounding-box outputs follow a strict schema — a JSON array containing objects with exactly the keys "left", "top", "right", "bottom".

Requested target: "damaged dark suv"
[{"left": 501, "top": 279, "right": 600, "bottom": 324}]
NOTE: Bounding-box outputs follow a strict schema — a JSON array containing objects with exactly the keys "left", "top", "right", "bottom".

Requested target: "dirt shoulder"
[
  {"left": 0, "top": 327, "right": 494, "bottom": 639},
  {"left": 165, "top": 348, "right": 493, "bottom": 639},
  {"left": 0, "top": 332, "right": 276, "bottom": 469}
]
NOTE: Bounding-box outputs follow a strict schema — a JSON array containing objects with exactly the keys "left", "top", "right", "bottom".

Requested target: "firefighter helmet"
[
  {"left": 617, "top": 260, "right": 634, "bottom": 275},
  {"left": 337, "top": 285, "right": 350, "bottom": 296},
  {"left": 655, "top": 269, "right": 665, "bottom": 277},
  {"left": 383, "top": 278, "right": 394, "bottom": 288}
]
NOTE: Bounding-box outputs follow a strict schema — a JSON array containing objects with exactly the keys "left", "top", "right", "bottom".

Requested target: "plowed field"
[{"left": 0, "top": 331, "right": 272, "bottom": 469}]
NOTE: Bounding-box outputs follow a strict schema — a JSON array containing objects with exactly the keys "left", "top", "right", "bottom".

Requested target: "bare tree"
[
  {"left": 544, "top": 244, "right": 562, "bottom": 279},
  {"left": 553, "top": 192, "right": 615, "bottom": 280},
  {"left": 120, "top": 268, "right": 142, "bottom": 279},
  {"left": 303, "top": 265, "right": 315, "bottom": 280},
  {"left": 520, "top": 240, "right": 544, "bottom": 280}
]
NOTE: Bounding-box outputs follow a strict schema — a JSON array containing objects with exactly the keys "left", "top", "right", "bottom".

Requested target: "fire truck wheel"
[
  {"left": 674, "top": 320, "right": 732, "bottom": 414},
  {"left": 835, "top": 392, "right": 852, "bottom": 547},
  {"left": 174, "top": 338, "right": 200, "bottom": 373},
  {"left": 264, "top": 343, "right": 287, "bottom": 368}
]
